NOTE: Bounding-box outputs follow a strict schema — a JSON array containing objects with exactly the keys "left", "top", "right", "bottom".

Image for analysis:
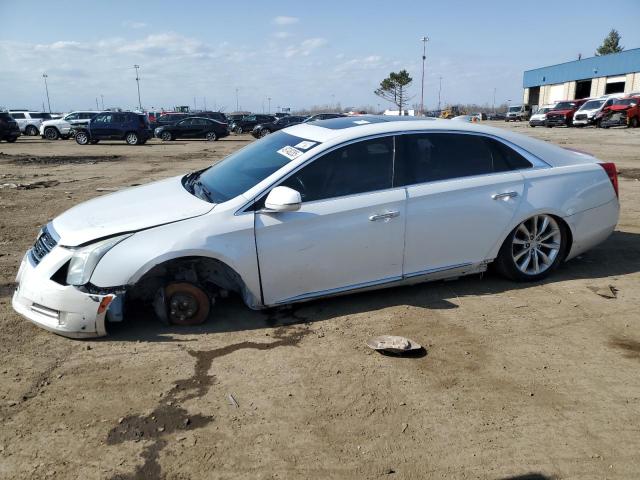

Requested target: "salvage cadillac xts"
[{"left": 13, "top": 116, "right": 619, "bottom": 338}]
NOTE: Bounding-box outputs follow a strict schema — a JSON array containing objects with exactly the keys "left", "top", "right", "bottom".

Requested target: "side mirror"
[{"left": 264, "top": 186, "right": 301, "bottom": 212}]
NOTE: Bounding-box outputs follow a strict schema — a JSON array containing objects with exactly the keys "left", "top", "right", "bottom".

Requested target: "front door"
[
  {"left": 395, "top": 132, "right": 527, "bottom": 276},
  {"left": 255, "top": 136, "right": 406, "bottom": 305}
]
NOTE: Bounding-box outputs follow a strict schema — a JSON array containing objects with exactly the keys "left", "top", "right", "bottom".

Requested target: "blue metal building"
[{"left": 522, "top": 48, "right": 640, "bottom": 106}]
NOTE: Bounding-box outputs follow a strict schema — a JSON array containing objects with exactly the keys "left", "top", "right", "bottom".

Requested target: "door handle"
[
  {"left": 492, "top": 191, "right": 519, "bottom": 200},
  {"left": 369, "top": 211, "right": 400, "bottom": 221}
]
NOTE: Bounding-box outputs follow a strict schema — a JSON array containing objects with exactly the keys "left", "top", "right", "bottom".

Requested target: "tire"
[
  {"left": 234, "top": 126, "right": 243, "bottom": 134},
  {"left": 205, "top": 131, "right": 217, "bottom": 141},
  {"left": 25, "top": 125, "right": 38, "bottom": 136},
  {"left": 125, "top": 132, "right": 139, "bottom": 145},
  {"left": 630, "top": 117, "right": 639, "bottom": 128},
  {"left": 164, "top": 282, "right": 210, "bottom": 326},
  {"left": 259, "top": 129, "right": 270, "bottom": 138},
  {"left": 160, "top": 131, "right": 172, "bottom": 141},
  {"left": 495, "top": 214, "right": 566, "bottom": 282},
  {"left": 44, "top": 127, "right": 59, "bottom": 140},
  {"left": 75, "top": 131, "right": 89, "bottom": 145},
  {"left": 6, "top": 137, "right": 18, "bottom": 143}
]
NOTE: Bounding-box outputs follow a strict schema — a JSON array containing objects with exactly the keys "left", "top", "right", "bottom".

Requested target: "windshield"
[
  {"left": 536, "top": 108, "right": 552, "bottom": 114},
  {"left": 508, "top": 106, "right": 520, "bottom": 112},
  {"left": 194, "top": 131, "right": 321, "bottom": 203},
  {"left": 580, "top": 100, "right": 604, "bottom": 110},
  {"left": 554, "top": 102, "right": 575, "bottom": 110}
]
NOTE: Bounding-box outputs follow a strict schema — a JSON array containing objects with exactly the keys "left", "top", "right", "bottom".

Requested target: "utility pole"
[
  {"left": 420, "top": 36, "right": 429, "bottom": 116},
  {"left": 101, "top": 94, "right": 104, "bottom": 110},
  {"left": 204, "top": 97, "right": 207, "bottom": 110},
  {"left": 267, "top": 97, "right": 271, "bottom": 114},
  {"left": 194, "top": 96, "right": 197, "bottom": 111},
  {"left": 235, "top": 88, "right": 239, "bottom": 112},
  {"left": 42, "top": 73, "right": 51, "bottom": 113},
  {"left": 438, "top": 76, "right": 442, "bottom": 112},
  {"left": 133, "top": 65, "right": 142, "bottom": 111},
  {"left": 96, "top": 97, "right": 99, "bottom": 110},
  {"left": 493, "top": 88, "right": 496, "bottom": 113}
]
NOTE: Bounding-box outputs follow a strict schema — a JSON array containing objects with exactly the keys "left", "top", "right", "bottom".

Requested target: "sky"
[{"left": 1, "top": 0, "right": 640, "bottom": 113}]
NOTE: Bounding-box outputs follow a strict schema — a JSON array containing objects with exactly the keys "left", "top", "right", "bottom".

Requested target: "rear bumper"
[
  {"left": 12, "top": 251, "right": 113, "bottom": 338},
  {"left": 565, "top": 199, "right": 619, "bottom": 260}
]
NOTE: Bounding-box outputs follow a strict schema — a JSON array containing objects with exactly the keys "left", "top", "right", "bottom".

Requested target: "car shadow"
[
  {"left": 106, "top": 230, "right": 640, "bottom": 342},
  {"left": 500, "top": 475, "right": 555, "bottom": 480}
]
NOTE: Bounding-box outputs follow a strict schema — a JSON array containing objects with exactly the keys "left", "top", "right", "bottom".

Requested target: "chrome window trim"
[{"left": 235, "top": 129, "right": 549, "bottom": 215}]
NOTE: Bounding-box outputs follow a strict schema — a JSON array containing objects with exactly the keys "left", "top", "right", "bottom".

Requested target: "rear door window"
[
  {"left": 279, "top": 136, "right": 394, "bottom": 202},
  {"left": 11, "top": 113, "right": 25, "bottom": 119},
  {"left": 394, "top": 133, "right": 530, "bottom": 187}
]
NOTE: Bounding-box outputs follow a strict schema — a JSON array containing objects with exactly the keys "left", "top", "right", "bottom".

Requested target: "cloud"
[
  {"left": 273, "top": 16, "right": 299, "bottom": 25},
  {"left": 273, "top": 31, "right": 292, "bottom": 39},
  {"left": 284, "top": 37, "right": 327, "bottom": 58},
  {"left": 122, "top": 20, "right": 148, "bottom": 29}
]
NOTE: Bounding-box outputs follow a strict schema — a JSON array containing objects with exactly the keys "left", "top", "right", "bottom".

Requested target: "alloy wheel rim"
[
  {"left": 77, "top": 133, "right": 88, "bottom": 144},
  {"left": 161, "top": 132, "right": 171, "bottom": 141},
  {"left": 127, "top": 133, "right": 137, "bottom": 144},
  {"left": 511, "top": 215, "right": 561, "bottom": 276},
  {"left": 206, "top": 132, "right": 216, "bottom": 140},
  {"left": 45, "top": 129, "right": 57, "bottom": 139}
]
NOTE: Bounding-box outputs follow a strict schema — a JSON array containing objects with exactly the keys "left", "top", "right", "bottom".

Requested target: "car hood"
[
  {"left": 52, "top": 175, "right": 215, "bottom": 247},
  {"left": 548, "top": 109, "right": 572, "bottom": 115},
  {"left": 607, "top": 105, "right": 632, "bottom": 111}
]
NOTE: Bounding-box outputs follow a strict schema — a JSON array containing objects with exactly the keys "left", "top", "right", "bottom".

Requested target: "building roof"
[{"left": 523, "top": 48, "right": 640, "bottom": 88}]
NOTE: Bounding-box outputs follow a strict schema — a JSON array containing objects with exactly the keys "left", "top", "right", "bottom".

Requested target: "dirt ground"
[{"left": 1, "top": 123, "right": 639, "bottom": 480}]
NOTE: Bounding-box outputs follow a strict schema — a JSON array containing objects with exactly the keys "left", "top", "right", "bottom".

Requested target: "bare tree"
[{"left": 374, "top": 70, "right": 414, "bottom": 114}]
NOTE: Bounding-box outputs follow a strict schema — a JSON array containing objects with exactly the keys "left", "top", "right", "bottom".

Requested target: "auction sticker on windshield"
[
  {"left": 277, "top": 146, "right": 304, "bottom": 160},
  {"left": 294, "top": 140, "right": 316, "bottom": 150}
]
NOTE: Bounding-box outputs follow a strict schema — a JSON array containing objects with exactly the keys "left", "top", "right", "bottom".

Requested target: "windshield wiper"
[{"left": 194, "top": 179, "right": 214, "bottom": 203}]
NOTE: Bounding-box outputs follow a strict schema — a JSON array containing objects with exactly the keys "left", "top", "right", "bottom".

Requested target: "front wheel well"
[{"left": 128, "top": 256, "right": 247, "bottom": 303}]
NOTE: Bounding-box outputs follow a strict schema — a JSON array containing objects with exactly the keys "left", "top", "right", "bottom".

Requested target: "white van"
[
  {"left": 573, "top": 94, "right": 626, "bottom": 127},
  {"left": 505, "top": 105, "right": 532, "bottom": 121},
  {"left": 528, "top": 104, "right": 556, "bottom": 127}
]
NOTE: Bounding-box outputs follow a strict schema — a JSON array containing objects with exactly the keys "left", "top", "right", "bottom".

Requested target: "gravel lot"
[{"left": 1, "top": 123, "right": 639, "bottom": 480}]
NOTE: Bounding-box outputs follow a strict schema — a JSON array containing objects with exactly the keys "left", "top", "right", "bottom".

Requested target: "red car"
[
  {"left": 545, "top": 99, "right": 588, "bottom": 127},
  {"left": 600, "top": 96, "right": 640, "bottom": 128}
]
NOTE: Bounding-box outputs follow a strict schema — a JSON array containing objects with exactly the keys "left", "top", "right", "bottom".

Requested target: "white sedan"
[{"left": 13, "top": 116, "right": 619, "bottom": 337}]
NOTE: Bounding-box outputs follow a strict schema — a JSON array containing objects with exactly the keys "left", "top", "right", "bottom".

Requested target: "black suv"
[
  {"left": 230, "top": 114, "right": 276, "bottom": 134},
  {"left": 151, "top": 111, "right": 227, "bottom": 129},
  {"left": 0, "top": 112, "right": 21, "bottom": 142},
  {"left": 74, "top": 111, "right": 152, "bottom": 145}
]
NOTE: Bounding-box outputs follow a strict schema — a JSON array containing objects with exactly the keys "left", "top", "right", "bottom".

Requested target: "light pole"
[
  {"left": 133, "top": 65, "right": 142, "bottom": 111},
  {"left": 420, "top": 36, "right": 429, "bottom": 116},
  {"left": 492, "top": 88, "right": 496, "bottom": 113},
  {"left": 235, "top": 88, "right": 239, "bottom": 112},
  {"left": 42, "top": 73, "right": 51, "bottom": 113},
  {"left": 267, "top": 97, "right": 271, "bottom": 114},
  {"left": 101, "top": 94, "right": 104, "bottom": 110},
  {"left": 438, "top": 75, "right": 442, "bottom": 112}
]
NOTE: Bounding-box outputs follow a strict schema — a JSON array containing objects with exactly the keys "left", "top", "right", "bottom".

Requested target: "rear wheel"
[
  {"left": 25, "top": 125, "right": 38, "bottom": 136},
  {"left": 160, "top": 131, "right": 172, "bottom": 141},
  {"left": 259, "top": 129, "right": 270, "bottom": 138},
  {"left": 6, "top": 136, "right": 18, "bottom": 143},
  {"left": 44, "top": 127, "right": 59, "bottom": 140},
  {"left": 630, "top": 117, "right": 639, "bottom": 128},
  {"left": 75, "top": 131, "right": 89, "bottom": 145},
  {"left": 164, "top": 282, "right": 210, "bottom": 326},
  {"left": 205, "top": 131, "right": 217, "bottom": 141},
  {"left": 495, "top": 214, "right": 566, "bottom": 282},
  {"left": 125, "top": 132, "right": 139, "bottom": 145},
  {"left": 234, "top": 126, "right": 243, "bottom": 134}
]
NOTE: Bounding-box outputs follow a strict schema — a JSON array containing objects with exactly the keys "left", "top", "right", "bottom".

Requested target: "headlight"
[{"left": 65, "top": 234, "right": 131, "bottom": 285}]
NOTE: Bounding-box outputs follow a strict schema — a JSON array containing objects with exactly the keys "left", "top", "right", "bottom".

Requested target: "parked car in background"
[
  {"left": 600, "top": 96, "right": 640, "bottom": 128},
  {"left": 9, "top": 111, "right": 52, "bottom": 136},
  {"left": 150, "top": 111, "right": 227, "bottom": 129},
  {"left": 545, "top": 99, "right": 587, "bottom": 127},
  {"left": 226, "top": 114, "right": 246, "bottom": 125},
  {"left": 12, "top": 116, "right": 619, "bottom": 338},
  {"left": 471, "top": 112, "right": 488, "bottom": 121},
  {"left": 0, "top": 112, "right": 21, "bottom": 142},
  {"left": 529, "top": 104, "right": 556, "bottom": 127},
  {"left": 274, "top": 112, "right": 290, "bottom": 118},
  {"left": 505, "top": 105, "right": 532, "bottom": 121},
  {"left": 154, "top": 117, "right": 229, "bottom": 141},
  {"left": 40, "top": 111, "right": 99, "bottom": 140},
  {"left": 251, "top": 115, "right": 307, "bottom": 138},
  {"left": 304, "top": 113, "right": 346, "bottom": 122},
  {"left": 230, "top": 114, "right": 276, "bottom": 134},
  {"left": 487, "top": 112, "right": 506, "bottom": 120},
  {"left": 74, "top": 111, "right": 152, "bottom": 145}
]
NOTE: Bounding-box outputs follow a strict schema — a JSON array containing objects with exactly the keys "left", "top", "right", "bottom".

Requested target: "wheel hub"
[{"left": 168, "top": 293, "right": 198, "bottom": 323}]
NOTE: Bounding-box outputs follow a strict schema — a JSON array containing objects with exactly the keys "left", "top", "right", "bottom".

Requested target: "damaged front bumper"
[{"left": 12, "top": 250, "right": 121, "bottom": 338}]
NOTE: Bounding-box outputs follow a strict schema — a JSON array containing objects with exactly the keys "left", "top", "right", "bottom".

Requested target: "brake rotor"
[{"left": 164, "top": 282, "right": 210, "bottom": 326}]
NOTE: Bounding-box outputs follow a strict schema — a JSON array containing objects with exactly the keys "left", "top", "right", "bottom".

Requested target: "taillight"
[{"left": 599, "top": 162, "right": 619, "bottom": 198}]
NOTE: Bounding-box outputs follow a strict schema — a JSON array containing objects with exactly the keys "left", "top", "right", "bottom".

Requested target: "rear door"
[
  {"left": 90, "top": 112, "right": 113, "bottom": 139},
  {"left": 255, "top": 135, "right": 406, "bottom": 305},
  {"left": 396, "top": 132, "right": 527, "bottom": 276}
]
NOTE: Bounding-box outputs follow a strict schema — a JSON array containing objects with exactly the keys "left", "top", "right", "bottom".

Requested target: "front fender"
[{"left": 89, "top": 211, "right": 262, "bottom": 307}]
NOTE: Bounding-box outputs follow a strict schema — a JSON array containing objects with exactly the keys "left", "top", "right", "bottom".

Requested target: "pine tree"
[{"left": 595, "top": 29, "right": 624, "bottom": 56}]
